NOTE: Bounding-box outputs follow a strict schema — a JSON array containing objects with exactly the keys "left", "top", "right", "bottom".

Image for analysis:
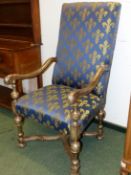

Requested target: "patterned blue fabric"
[
  {"left": 16, "top": 85, "right": 104, "bottom": 133},
  {"left": 15, "top": 2, "right": 121, "bottom": 133},
  {"left": 52, "top": 2, "right": 121, "bottom": 97}
]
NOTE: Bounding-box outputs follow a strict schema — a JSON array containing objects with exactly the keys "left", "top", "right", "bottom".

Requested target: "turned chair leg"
[
  {"left": 70, "top": 141, "right": 81, "bottom": 175},
  {"left": 69, "top": 106, "right": 81, "bottom": 175},
  {"left": 15, "top": 115, "right": 25, "bottom": 148},
  {"left": 10, "top": 82, "right": 25, "bottom": 147},
  {"left": 97, "top": 110, "right": 105, "bottom": 140}
]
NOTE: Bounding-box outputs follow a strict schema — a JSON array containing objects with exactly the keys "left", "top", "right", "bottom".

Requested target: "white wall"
[{"left": 0, "top": 0, "right": 131, "bottom": 127}]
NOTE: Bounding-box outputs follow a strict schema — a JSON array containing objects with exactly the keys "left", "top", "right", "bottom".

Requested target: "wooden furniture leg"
[{"left": 120, "top": 97, "right": 131, "bottom": 174}]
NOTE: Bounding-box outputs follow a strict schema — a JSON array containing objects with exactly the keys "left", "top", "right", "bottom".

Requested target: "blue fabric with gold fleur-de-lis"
[
  {"left": 15, "top": 2, "right": 121, "bottom": 133},
  {"left": 53, "top": 2, "right": 121, "bottom": 97},
  {"left": 16, "top": 85, "right": 104, "bottom": 133}
]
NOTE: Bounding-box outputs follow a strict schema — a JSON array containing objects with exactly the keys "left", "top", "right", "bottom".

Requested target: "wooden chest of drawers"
[{"left": 0, "top": 0, "right": 42, "bottom": 109}]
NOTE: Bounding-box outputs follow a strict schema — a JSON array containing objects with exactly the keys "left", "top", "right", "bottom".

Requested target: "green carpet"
[{"left": 0, "top": 108, "right": 125, "bottom": 175}]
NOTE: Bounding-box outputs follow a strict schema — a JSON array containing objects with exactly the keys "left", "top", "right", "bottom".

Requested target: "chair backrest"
[{"left": 52, "top": 2, "right": 121, "bottom": 98}]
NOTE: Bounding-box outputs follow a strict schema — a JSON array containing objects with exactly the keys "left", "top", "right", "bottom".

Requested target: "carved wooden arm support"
[
  {"left": 4, "top": 57, "right": 57, "bottom": 85},
  {"left": 68, "top": 64, "right": 108, "bottom": 104},
  {"left": 69, "top": 65, "right": 108, "bottom": 165}
]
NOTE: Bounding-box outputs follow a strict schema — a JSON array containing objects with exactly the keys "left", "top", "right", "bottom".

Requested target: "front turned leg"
[
  {"left": 97, "top": 109, "right": 106, "bottom": 140},
  {"left": 9, "top": 82, "right": 25, "bottom": 148},
  {"left": 15, "top": 115, "right": 25, "bottom": 148},
  {"left": 70, "top": 109, "right": 81, "bottom": 175},
  {"left": 70, "top": 141, "right": 81, "bottom": 175}
]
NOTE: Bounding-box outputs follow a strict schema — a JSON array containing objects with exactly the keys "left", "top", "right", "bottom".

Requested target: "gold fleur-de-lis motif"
[
  {"left": 61, "top": 20, "right": 66, "bottom": 29},
  {"left": 95, "top": 8, "right": 108, "bottom": 22},
  {"left": 62, "top": 101, "right": 68, "bottom": 109},
  {"left": 47, "top": 95, "right": 58, "bottom": 102},
  {"left": 77, "top": 28, "right": 86, "bottom": 41},
  {"left": 95, "top": 82, "right": 103, "bottom": 94},
  {"left": 63, "top": 28, "right": 71, "bottom": 39},
  {"left": 59, "top": 69, "right": 65, "bottom": 79},
  {"left": 89, "top": 51, "right": 101, "bottom": 65},
  {"left": 80, "top": 60, "right": 90, "bottom": 73},
  {"left": 65, "top": 8, "right": 75, "bottom": 21},
  {"left": 80, "top": 109, "right": 90, "bottom": 120},
  {"left": 46, "top": 89, "right": 56, "bottom": 96},
  {"left": 78, "top": 99, "right": 90, "bottom": 107},
  {"left": 75, "top": 49, "right": 83, "bottom": 60},
  {"left": 114, "top": 11, "right": 119, "bottom": 18},
  {"left": 99, "top": 40, "right": 110, "bottom": 55},
  {"left": 78, "top": 80, "right": 86, "bottom": 87},
  {"left": 79, "top": 8, "right": 90, "bottom": 21},
  {"left": 66, "top": 59, "right": 74, "bottom": 71},
  {"left": 83, "top": 40, "right": 93, "bottom": 53},
  {"left": 46, "top": 89, "right": 57, "bottom": 95},
  {"left": 92, "top": 29, "right": 104, "bottom": 44},
  {"left": 47, "top": 89, "right": 57, "bottom": 95},
  {"left": 34, "top": 97, "right": 43, "bottom": 105},
  {"left": 106, "top": 54, "right": 110, "bottom": 60},
  {"left": 70, "top": 39, "right": 77, "bottom": 49},
  {"left": 48, "top": 102, "right": 60, "bottom": 112},
  {"left": 102, "top": 18, "right": 115, "bottom": 34},
  {"left": 60, "top": 48, "right": 68, "bottom": 57},
  {"left": 72, "top": 68, "right": 81, "bottom": 80},
  {"left": 107, "top": 2, "right": 116, "bottom": 11},
  {"left": 90, "top": 2, "right": 99, "bottom": 11},
  {"left": 71, "top": 18, "right": 80, "bottom": 30},
  {"left": 64, "top": 77, "right": 73, "bottom": 85},
  {"left": 86, "top": 71, "right": 95, "bottom": 81},
  {"left": 65, "top": 109, "right": 73, "bottom": 121},
  {"left": 85, "top": 18, "right": 96, "bottom": 32},
  {"left": 75, "top": 3, "right": 84, "bottom": 12}
]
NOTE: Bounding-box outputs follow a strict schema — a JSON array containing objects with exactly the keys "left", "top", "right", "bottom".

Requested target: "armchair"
[{"left": 5, "top": 2, "right": 121, "bottom": 175}]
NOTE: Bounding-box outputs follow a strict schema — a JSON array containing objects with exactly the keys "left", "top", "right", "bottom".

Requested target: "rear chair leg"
[
  {"left": 97, "top": 110, "right": 105, "bottom": 140},
  {"left": 15, "top": 115, "right": 25, "bottom": 148}
]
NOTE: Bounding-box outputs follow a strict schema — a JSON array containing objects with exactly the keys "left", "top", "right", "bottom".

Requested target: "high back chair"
[{"left": 5, "top": 2, "right": 121, "bottom": 175}]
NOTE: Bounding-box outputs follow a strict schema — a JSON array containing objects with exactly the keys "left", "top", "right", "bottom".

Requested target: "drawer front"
[{"left": 0, "top": 51, "right": 14, "bottom": 76}]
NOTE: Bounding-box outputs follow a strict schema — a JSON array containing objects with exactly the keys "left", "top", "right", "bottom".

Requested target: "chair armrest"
[
  {"left": 68, "top": 64, "right": 108, "bottom": 104},
  {"left": 4, "top": 57, "right": 57, "bottom": 85}
]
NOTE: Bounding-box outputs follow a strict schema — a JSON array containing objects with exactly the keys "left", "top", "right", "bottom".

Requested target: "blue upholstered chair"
[{"left": 5, "top": 2, "right": 121, "bottom": 175}]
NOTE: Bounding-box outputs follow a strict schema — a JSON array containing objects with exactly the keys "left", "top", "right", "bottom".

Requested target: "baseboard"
[{"left": 103, "top": 121, "right": 126, "bottom": 133}]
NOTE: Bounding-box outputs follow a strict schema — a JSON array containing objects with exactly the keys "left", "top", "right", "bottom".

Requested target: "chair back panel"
[{"left": 52, "top": 2, "right": 121, "bottom": 97}]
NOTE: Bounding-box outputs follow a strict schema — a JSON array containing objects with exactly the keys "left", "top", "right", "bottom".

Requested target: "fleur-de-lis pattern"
[
  {"left": 92, "top": 29, "right": 104, "bottom": 44},
  {"left": 95, "top": 8, "right": 108, "bottom": 22},
  {"left": 89, "top": 51, "right": 101, "bottom": 65},
  {"left": 108, "top": 2, "right": 117, "bottom": 12},
  {"left": 99, "top": 40, "right": 110, "bottom": 55},
  {"left": 102, "top": 18, "right": 115, "bottom": 34},
  {"left": 53, "top": 2, "right": 121, "bottom": 97},
  {"left": 16, "top": 85, "right": 103, "bottom": 133},
  {"left": 15, "top": 3, "right": 121, "bottom": 133}
]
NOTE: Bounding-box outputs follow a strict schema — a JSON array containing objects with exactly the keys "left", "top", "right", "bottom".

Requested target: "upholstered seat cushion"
[{"left": 16, "top": 85, "right": 104, "bottom": 133}]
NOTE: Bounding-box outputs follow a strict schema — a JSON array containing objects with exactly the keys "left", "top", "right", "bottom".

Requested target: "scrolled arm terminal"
[{"left": 4, "top": 57, "right": 57, "bottom": 85}]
